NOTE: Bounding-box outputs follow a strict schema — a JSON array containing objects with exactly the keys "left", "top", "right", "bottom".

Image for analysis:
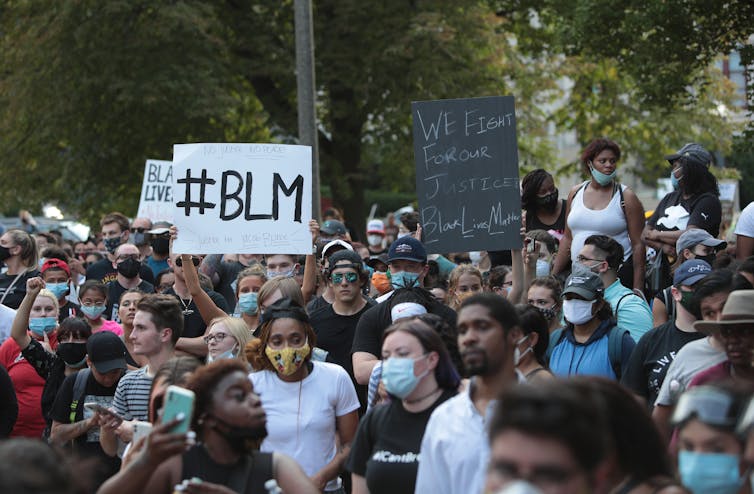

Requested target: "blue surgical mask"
[
  {"left": 266, "top": 269, "right": 294, "bottom": 279},
  {"left": 80, "top": 305, "right": 106, "bottom": 320},
  {"left": 678, "top": 450, "right": 743, "bottom": 494},
  {"left": 207, "top": 344, "right": 238, "bottom": 364},
  {"left": 46, "top": 282, "right": 69, "bottom": 300},
  {"left": 590, "top": 166, "right": 616, "bottom": 186},
  {"left": 382, "top": 355, "right": 430, "bottom": 399},
  {"left": 671, "top": 170, "right": 681, "bottom": 190},
  {"left": 29, "top": 317, "right": 57, "bottom": 336},
  {"left": 238, "top": 292, "right": 258, "bottom": 315},
  {"left": 363, "top": 263, "right": 374, "bottom": 278},
  {"left": 535, "top": 259, "right": 550, "bottom": 277},
  {"left": 390, "top": 271, "right": 420, "bottom": 290}
]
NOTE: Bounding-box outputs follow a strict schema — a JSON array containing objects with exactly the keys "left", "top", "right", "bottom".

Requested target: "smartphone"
[
  {"left": 132, "top": 420, "right": 153, "bottom": 444},
  {"left": 161, "top": 385, "right": 195, "bottom": 433},
  {"left": 84, "top": 402, "right": 124, "bottom": 424}
]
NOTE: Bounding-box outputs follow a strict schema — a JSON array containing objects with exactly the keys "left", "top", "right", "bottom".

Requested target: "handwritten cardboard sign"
[
  {"left": 412, "top": 96, "right": 522, "bottom": 253},
  {"left": 137, "top": 159, "right": 174, "bottom": 222},
  {"left": 171, "top": 143, "right": 312, "bottom": 255}
]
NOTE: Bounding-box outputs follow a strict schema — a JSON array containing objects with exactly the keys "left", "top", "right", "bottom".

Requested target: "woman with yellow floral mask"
[{"left": 246, "top": 298, "right": 360, "bottom": 493}]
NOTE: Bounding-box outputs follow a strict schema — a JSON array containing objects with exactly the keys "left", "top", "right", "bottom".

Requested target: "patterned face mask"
[{"left": 265, "top": 342, "right": 310, "bottom": 376}]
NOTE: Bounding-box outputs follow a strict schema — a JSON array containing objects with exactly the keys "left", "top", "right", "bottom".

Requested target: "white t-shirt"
[
  {"left": 654, "top": 337, "right": 726, "bottom": 407},
  {"left": 735, "top": 201, "right": 754, "bottom": 238},
  {"left": 250, "top": 361, "right": 359, "bottom": 491}
]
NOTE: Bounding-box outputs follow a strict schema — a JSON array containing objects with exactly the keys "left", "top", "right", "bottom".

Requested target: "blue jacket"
[{"left": 549, "top": 319, "right": 635, "bottom": 379}]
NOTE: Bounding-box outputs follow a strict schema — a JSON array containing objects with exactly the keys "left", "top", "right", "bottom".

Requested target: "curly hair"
[
  {"left": 580, "top": 138, "right": 621, "bottom": 176},
  {"left": 447, "top": 264, "right": 483, "bottom": 310}
]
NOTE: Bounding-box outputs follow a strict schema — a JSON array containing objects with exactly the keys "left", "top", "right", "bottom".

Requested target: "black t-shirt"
[
  {"left": 0, "top": 269, "right": 40, "bottom": 309},
  {"left": 647, "top": 190, "right": 722, "bottom": 237},
  {"left": 105, "top": 279, "right": 155, "bottom": 322},
  {"left": 347, "top": 390, "right": 456, "bottom": 494},
  {"left": 58, "top": 300, "right": 80, "bottom": 322},
  {"left": 86, "top": 258, "right": 155, "bottom": 286},
  {"left": 620, "top": 321, "right": 704, "bottom": 407},
  {"left": 164, "top": 287, "right": 230, "bottom": 339},
  {"left": 307, "top": 294, "right": 329, "bottom": 314},
  {"left": 351, "top": 292, "right": 457, "bottom": 358},
  {"left": 213, "top": 260, "right": 248, "bottom": 310},
  {"left": 50, "top": 370, "right": 121, "bottom": 476},
  {"left": 525, "top": 199, "right": 567, "bottom": 234},
  {"left": 0, "top": 363, "right": 17, "bottom": 438}
]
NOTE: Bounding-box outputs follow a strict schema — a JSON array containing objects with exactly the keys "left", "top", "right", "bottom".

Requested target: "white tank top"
[{"left": 568, "top": 182, "right": 632, "bottom": 263}]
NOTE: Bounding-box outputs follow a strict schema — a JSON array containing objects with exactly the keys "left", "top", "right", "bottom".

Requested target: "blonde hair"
[
  {"left": 36, "top": 289, "right": 60, "bottom": 314},
  {"left": 235, "top": 265, "right": 267, "bottom": 297},
  {"left": 447, "top": 264, "right": 483, "bottom": 310},
  {"left": 258, "top": 276, "right": 304, "bottom": 309},
  {"left": 208, "top": 316, "right": 251, "bottom": 364}
]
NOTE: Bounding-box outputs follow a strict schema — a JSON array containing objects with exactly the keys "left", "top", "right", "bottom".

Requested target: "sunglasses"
[
  {"left": 331, "top": 272, "right": 358, "bottom": 284},
  {"left": 671, "top": 386, "right": 740, "bottom": 429},
  {"left": 175, "top": 256, "right": 201, "bottom": 267}
]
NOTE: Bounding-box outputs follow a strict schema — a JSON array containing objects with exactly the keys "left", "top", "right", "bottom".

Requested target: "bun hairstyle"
[{"left": 245, "top": 298, "right": 317, "bottom": 371}]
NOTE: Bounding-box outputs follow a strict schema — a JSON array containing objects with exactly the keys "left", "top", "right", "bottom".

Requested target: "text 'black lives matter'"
[
  {"left": 411, "top": 95, "right": 522, "bottom": 254},
  {"left": 177, "top": 169, "right": 304, "bottom": 222}
]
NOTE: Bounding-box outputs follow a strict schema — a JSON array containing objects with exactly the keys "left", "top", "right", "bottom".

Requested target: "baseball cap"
[
  {"left": 321, "top": 239, "right": 353, "bottom": 262},
  {"left": 366, "top": 253, "right": 389, "bottom": 269},
  {"left": 676, "top": 228, "right": 727, "bottom": 254},
  {"left": 148, "top": 221, "right": 173, "bottom": 235},
  {"left": 562, "top": 271, "right": 603, "bottom": 300},
  {"left": 673, "top": 259, "right": 712, "bottom": 286},
  {"left": 367, "top": 219, "right": 385, "bottom": 235},
  {"left": 41, "top": 258, "right": 71, "bottom": 277},
  {"left": 86, "top": 331, "right": 127, "bottom": 374},
  {"left": 665, "top": 143, "right": 713, "bottom": 167},
  {"left": 321, "top": 220, "right": 347, "bottom": 236},
  {"left": 387, "top": 237, "right": 427, "bottom": 264},
  {"left": 328, "top": 250, "right": 364, "bottom": 273}
]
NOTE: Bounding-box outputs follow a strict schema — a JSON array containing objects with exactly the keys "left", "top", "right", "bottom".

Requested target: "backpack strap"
[
  {"left": 614, "top": 181, "right": 626, "bottom": 214},
  {"left": 546, "top": 328, "right": 566, "bottom": 362},
  {"left": 615, "top": 292, "right": 635, "bottom": 315},
  {"left": 607, "top": 326, "right": 630, "bottom": 379},
  {"left": 69, "top": 369, "right": 91, "bottom": 423}
]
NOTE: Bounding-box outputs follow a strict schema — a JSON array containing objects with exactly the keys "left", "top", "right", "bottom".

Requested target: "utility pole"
[{"left": 294, "top": 0, "right": 321, "bottom": 221}]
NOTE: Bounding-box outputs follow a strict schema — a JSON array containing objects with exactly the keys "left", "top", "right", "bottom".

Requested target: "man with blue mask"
[
  {"left": 263, "top": 254, "right": 299, "bottom": 282},
  {"left": 577, "top": 235, "right": 652, "bottom": 342},
  {"left": 40, "top": 258, "right": 80, "bottom": 322},
  {"left": 351, "top": 236, "right": 456, "bottom": 386}
]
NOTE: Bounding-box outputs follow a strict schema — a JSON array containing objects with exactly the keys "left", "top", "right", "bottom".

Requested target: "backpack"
[
  {"left": 69, "top": 368, "right": 91, "bottom": 423},
  {"left": 546, "top": 324, "right": 629, "bottom": 379}
]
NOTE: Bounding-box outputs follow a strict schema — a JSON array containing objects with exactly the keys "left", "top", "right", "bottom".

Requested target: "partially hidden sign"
[
  {"left": 171, "top": 143, "right": 312, "bottom": 255},
  {"left": 412, "top": 96, "right": 522, "bottom": 253},
  {"left": 137, "top": 159, "right": 174, "bottom": 222}
]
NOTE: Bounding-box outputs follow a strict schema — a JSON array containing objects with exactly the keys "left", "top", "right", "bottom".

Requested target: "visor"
[{"left": 671, "top": 386, "right": 739, "bottom": 429}]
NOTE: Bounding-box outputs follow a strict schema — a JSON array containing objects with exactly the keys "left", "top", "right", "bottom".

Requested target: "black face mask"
[
  {"left": 210, "top": 414, "right": 268, "bottom": 454},
  {"left": 57, "top": 342, "right": 87, "bottom": 367},
  {"left": 103, "top": 237, "right": 123, "bottom": 254},
  {"left": 0, "top": 245, "right": 11, "bottom": 262},
  {"left": 117, "top": 257, "right": 141, "bottom": 279},
  {"left": 130, "top": 232, "right": 148, "bottom": 247},
  {"left": 695, "top": 253, "right": 716, "bottom": 265},
  {"left": 536, "top": 190, "right": 559, "bottom": 212},
  {"left": 151, "top": 237, "right": 170, "bottom": 256}
]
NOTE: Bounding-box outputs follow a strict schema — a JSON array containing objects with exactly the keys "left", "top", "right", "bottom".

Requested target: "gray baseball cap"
[
  {"left": 562, "top": 271, "right": 603, "bottom": 300},
  {"left": 676, "top": 228, "right": 726, "bottom": 254}
]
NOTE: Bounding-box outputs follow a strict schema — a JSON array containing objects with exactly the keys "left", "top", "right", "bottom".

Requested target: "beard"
[{"left": 462, "top": 349, "right": 490, "bottom": 376}]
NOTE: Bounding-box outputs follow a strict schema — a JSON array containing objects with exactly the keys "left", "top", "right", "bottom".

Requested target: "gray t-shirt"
[{"left": 654, "top": 337, "right": 726, "bottom": 407}]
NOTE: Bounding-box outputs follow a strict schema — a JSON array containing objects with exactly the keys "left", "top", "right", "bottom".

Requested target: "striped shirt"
[{"left": 113, "top": 367, "right": 152, "bottom": 421}]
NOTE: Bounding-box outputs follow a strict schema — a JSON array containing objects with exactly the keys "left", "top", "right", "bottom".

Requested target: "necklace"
[
  {"left": 405, "top": 387, "right": 441, "bottom": 404},
  {"left": 179, "top": 296, "right": 194, "bottom": 315}
]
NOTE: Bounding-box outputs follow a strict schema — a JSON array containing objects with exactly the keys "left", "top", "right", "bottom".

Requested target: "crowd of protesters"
[{"left": 1, "top": 139, "right": 754, "bottom": 494}]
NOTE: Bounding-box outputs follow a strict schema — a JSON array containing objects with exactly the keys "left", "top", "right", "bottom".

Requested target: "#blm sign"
[
  {"left": 412, "top": 95, "right": 522, "bottom": 254},
  {"left": 137, "top": 159, "right": 174, "bottom": 222},
  {"left": 171, "top": 143, "right": 312, "bottom": 255}
]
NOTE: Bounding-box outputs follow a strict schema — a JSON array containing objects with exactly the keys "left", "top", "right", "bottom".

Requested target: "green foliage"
[{"left": 729, "top": 130, "right": 754, "bottom": 205}]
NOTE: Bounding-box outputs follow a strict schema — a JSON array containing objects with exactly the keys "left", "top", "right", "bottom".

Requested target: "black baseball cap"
[
  {"left": 321, "top": 220, "right": 347, "bottom": 236},
  {"left": 86, "top": 331, "right": 127, "bottom": 373}
]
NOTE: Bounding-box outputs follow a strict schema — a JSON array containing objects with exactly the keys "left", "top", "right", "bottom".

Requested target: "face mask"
[
  {"left": 266, "top": 268, "right": 294, "bottom": 279},
  {"left": 209, "top": 414, "right": 267, "bottom": 454},
  {"left": 670, "top": 170, "right": 681, "bottom": 190},
  {"left": 371, "top": 272, "right": 391, "bottom": 294},
  {"left": 455, "top": 290, "right": 476, "bottom": 305},
  {"left": 80, "top": 305, "right": 106, "bottom": 320},
  {"left": 382, "top": 355, "right": 430, "bottom": 399},
  {"left": 397, "top": 231, "right": 410, "bottom": 239},
  {"left": 103, "top": 236, "right": 123, "bottom": 254},
  {"left": 0, "top": 245, "right": 11, "bottom": 262},
  {"left": 57, "top": 342, "right": 88, "bottom": 368},
  {"left": 535, "top": 259, "right": 551, "bottom": 277},
  {"left": 367, "top": 234, "right": 383, "bottom": 247},
  {"left": 562, "top": 299, "right": 596, "bottom": 325},
  {"left": 679, "top": 289, "right": 695, "bottom": 313},
  {"left": 390, "top": 270, "right": 420, "bottom": 290},
  {"left": 678, "top": 450, "right": 743, "bottom": 494},
  {"left": 535, "top": 304, "right": 558, "bottom": 321},
  {"left": 238, "top": 292, "right": 258, "bottom": 315},
  {"left": 129, "top": 232, "right": 147, "bottom": 247},
  {"left": 29, "top": 317, "right": 57, "bottom": 336},
  {"left": 265, "top": 343, "right": 310, "bottom": 376},
  {"left": 46, "top": 282, "right": 69, "bottom": 300},
  {"left": 207, "top": 344, "right": 238, "bottom": 364},
  {"left": 590, "top": 166, "right": 616, "bottom": 186},
  {"left": 150, "top": 237, "right": 170, "bottom": 255},
  {"left": 536, "top": 190, "right": 559, "bottom": 211},
  {"left": 513, "top": 334, "right": 532, "bottom": 366},
  {"left": 695, "top": 253, "right": 715, "bottom": 265},
  {"left": 117, "top": 257, "right": 141, "bottom": 278}
]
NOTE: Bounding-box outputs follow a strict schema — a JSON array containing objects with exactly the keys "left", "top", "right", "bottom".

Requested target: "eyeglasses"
[
  {"left": 331, "top": 272, "right": 358, "bottom": 284},
  {"left": 576, "top": 255, "right": 605, "bottom": 264},
  {"left": 203, "top": 332, "right": 229, "bottom": 344},
  {"left": 671, "top": 386, "right": 740, "bottom": 429},
  {"left": 175, "top": 256, "right": 201, "bottom": 267}
]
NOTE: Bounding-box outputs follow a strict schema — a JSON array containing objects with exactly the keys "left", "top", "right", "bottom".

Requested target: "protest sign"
[
  {"left": 412, "top": 95, "right": 522, "bottom": 254},
  {"left": 171, "top": 143, "right": 312, "bottom": 255},
  {"left": 137, "top": 159, "right": 174, "bottom": 222}
]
